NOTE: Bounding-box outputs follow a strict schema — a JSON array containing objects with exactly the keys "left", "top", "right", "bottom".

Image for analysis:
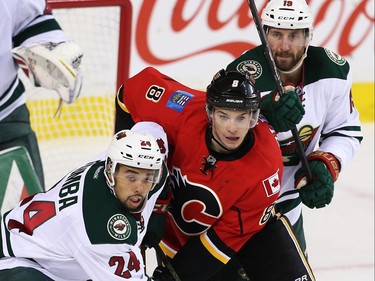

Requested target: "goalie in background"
[{"left": 0, "top": 0, "right": 83, "bottom": 190}]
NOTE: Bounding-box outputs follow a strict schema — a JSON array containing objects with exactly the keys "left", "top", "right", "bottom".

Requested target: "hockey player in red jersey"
[
  {"left": 116, "top": 67, "right": 315, "bottom": 281},
  {"left": 221, "top": 0, "right": 362, "bottom": 279}
]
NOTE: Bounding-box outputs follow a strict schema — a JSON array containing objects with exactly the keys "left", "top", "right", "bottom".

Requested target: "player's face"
[
  {"left": 211, "top": 107, "right": 251, "bottom": 152},
  {"left": 113, "top": 165, "right": 156, "bottom": 212},
  {"left": 267, "top": 28, "right": 307, "bottom": 72}
]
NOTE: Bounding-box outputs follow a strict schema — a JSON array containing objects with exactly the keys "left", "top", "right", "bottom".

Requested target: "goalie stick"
[
  {"left": 247, "top": 0, "right": 312, "bottom": 183},
  {"left": 153, "top": 244, "right": 181, "bottom": 281}
]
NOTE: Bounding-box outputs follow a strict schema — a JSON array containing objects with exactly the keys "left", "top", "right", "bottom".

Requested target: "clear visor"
[
  {"left": 211, "top": 108, "right": 259, "bottom": 130},
  {"left": 114, "top": 164, "right": 161, "bottom": 189},
  {"left": 266, "top": 28, "right": 310, "bottom": 48}
]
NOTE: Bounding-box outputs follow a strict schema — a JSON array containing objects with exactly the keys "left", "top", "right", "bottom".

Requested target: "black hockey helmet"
[{"left": 206, "top": 69, "right": 260, "bottom": 111}]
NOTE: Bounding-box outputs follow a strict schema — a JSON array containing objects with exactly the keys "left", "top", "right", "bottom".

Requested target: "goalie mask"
[
  {"left": 206, "top": 69, "right": 260, "bottom": 129},
  {"left": 104, "top": 130, "right": 163, "bottom": 212}
]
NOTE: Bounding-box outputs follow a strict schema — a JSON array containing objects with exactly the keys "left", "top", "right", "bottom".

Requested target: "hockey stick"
[
  {"left": 153, "top": 244, "right": 182, "bottom": 281},
  {"left": 247, "top": 0, "right": 312, "bottom": 183}
]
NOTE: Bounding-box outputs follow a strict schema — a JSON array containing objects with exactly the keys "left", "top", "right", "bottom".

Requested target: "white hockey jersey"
[
  {"left": 227, "top": 46, "right": 363, "bottom": 225},
  {"left": 0, "top": 0, "right": 66, "bottom": 121},
  {"left": 0, "top": 159, "right": 169, "bottom": 281}
]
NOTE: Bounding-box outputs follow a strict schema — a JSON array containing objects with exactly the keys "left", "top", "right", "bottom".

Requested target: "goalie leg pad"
[
  {"left": 0, "top": 146, "right": 43, "bottom": 218},
  {"left": 0, "top": 105, "right": 44, "bottom": 189}
]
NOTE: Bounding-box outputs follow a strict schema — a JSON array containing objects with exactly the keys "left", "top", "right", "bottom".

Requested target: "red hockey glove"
[
  {"left": 295, "top": 151, "right": 340, "bottom": 209},
  {"left": 142, "top": 190, "right": 171, "bottom": 248},
  {"left": 260, "top": 85, "right": 305, "bottom": 132}
]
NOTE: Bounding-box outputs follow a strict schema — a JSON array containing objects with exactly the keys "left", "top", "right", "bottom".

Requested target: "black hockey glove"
[
  {"left": 260, "top": 85, "right": 305, "bottom": 132},
  {"left": 142, "top": 189, "right": 171, "bottom": 248},
  {"left": 152, "top": 266, "right": 175, "bottom": 281},
  {"left": 295, "top": 151, "right": 340, "bottom": 209}
]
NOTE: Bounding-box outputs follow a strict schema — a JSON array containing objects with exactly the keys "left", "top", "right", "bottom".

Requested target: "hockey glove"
[
  {"left": 152, "top": 266, "right": 175, "bottom": 281},
  {"left": 260, "top": 85, "right": 305, "bottom": 132},
  {"left": 295, "top": 151, "right": 340, "bottom": 209},
  {"left": 142, "top": 190, "right": 171, "bottom": 248},
  {"left": 12, "top": 41, "right": 83, "bottom": 104}
]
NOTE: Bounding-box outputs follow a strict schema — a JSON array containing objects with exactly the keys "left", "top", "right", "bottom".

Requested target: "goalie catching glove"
[
  {"left": 295, "top": 151, "right": 340, "bottom": 209},
  {"left": 12, "top": 41, "right": 83, "bottom": 104},
  {"left": 260, "top": 85, "right": 305, "bottom": 132}
]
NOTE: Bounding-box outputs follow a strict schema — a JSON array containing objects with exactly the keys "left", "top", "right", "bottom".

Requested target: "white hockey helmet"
[
  {"left": 104, "top": 129, "right": 163, "bottom": 194},
  {"left": 261, "top": 0, "right": 313, "bottom": 41}
]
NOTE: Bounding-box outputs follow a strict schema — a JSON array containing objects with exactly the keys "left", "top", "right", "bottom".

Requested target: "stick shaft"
[
  {"left": 248, "top": 0, "right": 283, "bottom": 94},
  {"left": 154, "top": 244, "right": 182, "bottom": 281},
  {"left": 247, "top": 0, "right": 312, "bottom": 182}
]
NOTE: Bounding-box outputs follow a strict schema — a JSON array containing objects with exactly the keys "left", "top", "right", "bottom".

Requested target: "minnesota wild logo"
[
  {"left": 324, "top": 48, "right": 346, "bottom": 66},
  {"left": 236, "top": 60, "right": 262, "bottom": 79},
  {"left": 279, "top": 125, "right": 317, "bottom": 166},
  {"left": 107, "top": 214, "right": 131, "bottom": 240}
]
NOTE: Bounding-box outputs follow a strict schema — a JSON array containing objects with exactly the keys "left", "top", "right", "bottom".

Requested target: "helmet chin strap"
[
  {"left": 278, "top": 53, "right": 306, "bottom": 75},
  {"left": 209, "top": 127, "right": 251, "bottom": 153},
  {"left": 277, "top": 46, "right": 309, "bottom": 75},
  {"left": 211, "top": 134, "right": 233, "bottom": 152},
  {"left": 208, "top": 127, "right": 234, "bottom": 152}
]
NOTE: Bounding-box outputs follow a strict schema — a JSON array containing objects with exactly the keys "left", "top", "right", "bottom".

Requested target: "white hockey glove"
[{"left": 12, "top": 41, "right": 83, "bottom": 104}]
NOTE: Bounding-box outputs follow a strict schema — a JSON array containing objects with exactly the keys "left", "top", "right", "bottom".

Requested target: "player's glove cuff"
[
  {"left": 153, "top": 191, "right": 171, "bottom": 214},
  {"left": 307, "top": 151, "right": 340, "bottom": 182},
  {"left": 294, "top": 151, "right": 340, "bottom": 209}
]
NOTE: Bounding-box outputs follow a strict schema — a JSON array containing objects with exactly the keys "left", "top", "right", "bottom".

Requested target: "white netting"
[{"left": 24, "top": 2, "right": 127, "bottom": 188}]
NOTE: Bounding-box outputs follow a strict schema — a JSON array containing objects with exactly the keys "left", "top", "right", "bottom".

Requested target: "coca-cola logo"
[
  {"left": 135, "top": 0, "right": 374, "bottom": 65},
  {"left": 313, "top": 0, "right": 374, "bottom": 55}
]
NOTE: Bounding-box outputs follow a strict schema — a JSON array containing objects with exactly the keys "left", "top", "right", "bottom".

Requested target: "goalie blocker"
[{"left": 12, "top": 41, "right": 83, "bottom": 104}]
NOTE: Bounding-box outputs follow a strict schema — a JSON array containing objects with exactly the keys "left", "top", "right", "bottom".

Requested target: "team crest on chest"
[
  {"left": 324, "top": 48, "right": 346, "bottom": 66},
  {"left": 107, "top": 214, "right": 131, "bottom": 240},
  {"left": 236, "top": 60, "right": 262, "bottom": 79}
]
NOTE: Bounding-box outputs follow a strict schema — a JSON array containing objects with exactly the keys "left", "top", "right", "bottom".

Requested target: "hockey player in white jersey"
[
  {"left": 0, "top": 0, "right": 83, "bottom": 189},
  {"left": 220, "top": 0, "right": 363, "bottom": 280},
  {"left": 0, "top": 123, "right": 169, "bottom": 281}
]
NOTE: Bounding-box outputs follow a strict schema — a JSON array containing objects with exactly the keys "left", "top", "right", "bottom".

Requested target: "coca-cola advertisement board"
[{"left": 129, "top": 0, "right": 374, "bottom": 90}]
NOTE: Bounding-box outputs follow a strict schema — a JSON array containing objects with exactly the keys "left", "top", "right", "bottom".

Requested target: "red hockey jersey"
[{"left": 118, "top": 67, "right": 283, "bottom": 279}]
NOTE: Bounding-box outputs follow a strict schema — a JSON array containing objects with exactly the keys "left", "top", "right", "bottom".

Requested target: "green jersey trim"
[
  {"left": 13, "top": 19, "right": 62, "bottom": 47},
  {"left": 0, "top": 78, "right": 24, "bottom": 110}
]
